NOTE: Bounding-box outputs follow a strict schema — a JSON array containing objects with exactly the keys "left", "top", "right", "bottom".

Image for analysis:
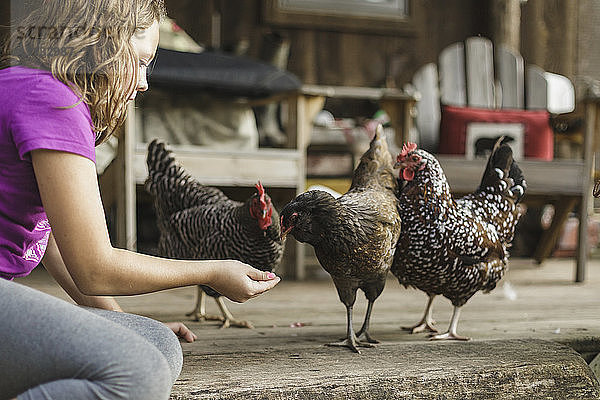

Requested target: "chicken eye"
[{"left": 411, "top": 155, "right": 420, "bottom": 162}]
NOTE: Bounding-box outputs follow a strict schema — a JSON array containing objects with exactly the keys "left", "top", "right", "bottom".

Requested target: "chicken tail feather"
[
  {"left": 477, "top": 137, "right": 526, "bottom": 203},
  {"left": 145, "top": 139, "right": 228, "bottom": 221},
  {"left": 145, "top": 139, "right": 178, "bottom": 197}
]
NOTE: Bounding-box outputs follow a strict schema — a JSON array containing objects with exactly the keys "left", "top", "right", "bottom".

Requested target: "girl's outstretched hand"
[{"left": 206, "top": 260, "right": 281, "bottom": 303}]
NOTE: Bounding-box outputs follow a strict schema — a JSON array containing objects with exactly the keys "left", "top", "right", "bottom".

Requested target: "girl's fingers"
[
  {"left": 250, "top": 276, "right": 281, "bottom": 295},
  {"left": 247, "top": 268, "right": 278, "bottom": 281}
]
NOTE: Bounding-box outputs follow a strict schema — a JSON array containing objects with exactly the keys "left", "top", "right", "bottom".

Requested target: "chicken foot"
[
  {"left": 355, "top": 300, "right": 380, "bottom": 343},
  {"left": 429, "top": 305, "right": 470, "bottom": 341},
  {"left": 186, "top": 288, "right": 225, "bottom": 322},
  {"left": 214, "top": 296, "right": 255, "bottom": 329},
  {"left": 402, "top": 294, "right": 438, "bottom": 334},
  {"left": 327, "top": 305, "right": 375, "bottom": 354}
]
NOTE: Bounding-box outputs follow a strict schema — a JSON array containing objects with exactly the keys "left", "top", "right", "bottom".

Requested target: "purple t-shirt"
[{"left": 0, "top": 66, "right": 96, "bottom": 279}]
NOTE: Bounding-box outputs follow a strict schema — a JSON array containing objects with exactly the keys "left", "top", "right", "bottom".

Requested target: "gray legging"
[{"left": 0, "top": 278, "right": 183, "bottom": 400}]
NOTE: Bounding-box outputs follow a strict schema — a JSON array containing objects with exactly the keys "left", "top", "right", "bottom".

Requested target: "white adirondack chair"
[
  {"left": 413, "top": 37, "right": 574, "bottom": 155},
  {"left": 409, "top": 36, "right": 595, "bottom": 282}
]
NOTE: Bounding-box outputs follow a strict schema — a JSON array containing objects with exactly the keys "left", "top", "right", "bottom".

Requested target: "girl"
[{"left": 0, "top": 1, "right": 280, "bottom": 399}]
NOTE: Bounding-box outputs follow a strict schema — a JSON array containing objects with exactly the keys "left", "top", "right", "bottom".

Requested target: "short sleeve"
[{"left": 9, "top": 73, "right": 96, "bottom": 162}]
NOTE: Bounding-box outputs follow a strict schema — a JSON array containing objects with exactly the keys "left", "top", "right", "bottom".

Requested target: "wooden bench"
[{"left": 408, "top": 36, "right": 594, "bottom": 282}]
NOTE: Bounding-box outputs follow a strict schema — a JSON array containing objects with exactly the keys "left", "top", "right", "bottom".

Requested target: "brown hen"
[{"left": 280, "top": 125, "right": 401, "bottom": 353}]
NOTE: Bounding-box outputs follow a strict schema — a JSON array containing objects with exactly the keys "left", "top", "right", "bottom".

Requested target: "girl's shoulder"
[
  {"left": 0, "top": 66, "right": 96, "bottom": 162},
  {"left": 0, "top": 66, "right": 82, "bottom": 108}
]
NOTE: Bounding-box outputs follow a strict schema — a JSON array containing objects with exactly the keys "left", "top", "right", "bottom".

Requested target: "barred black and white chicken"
[
  {"left": 280, "top": 126, "right": 401, "bottom": 353},
  {"left": 392, "top": 138, "right": 525, "bottom": 340},
  {"left": 145, "top": 140, "right": 284, "bottom": 328}
]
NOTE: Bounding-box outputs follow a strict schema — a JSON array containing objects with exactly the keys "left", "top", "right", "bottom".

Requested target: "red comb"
[
  {"left": 399, "top": 142, "right": 417, "bottom": 158},
  {"left": 255, "top": 181, "right": 267, "bottom": 207}
]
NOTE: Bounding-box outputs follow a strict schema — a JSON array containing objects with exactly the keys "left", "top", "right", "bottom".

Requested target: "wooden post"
[
  {"left": 490, "top": 0, "right": 521, "bottom": 54},
  {"left": 576, "top": 100, "right": 597, "bottom": 282},
  {"left": 114, "top": 102, "right": 137, "bottom": 251},
  {"left": 119, "top": 101, "right": 137, "bottom": 251},
  {"left": 288, "top": 92, "right": 325, "bottom": 280},
  {"left": 115, "top": 132, "right": 126, "bottom": 249},
  {"left": 288, "top": 94, "right": 305, "bottom": 281}
]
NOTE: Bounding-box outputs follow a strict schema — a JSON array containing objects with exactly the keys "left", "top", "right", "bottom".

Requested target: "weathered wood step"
[{"left": 170, "top": 338, "right": 600, "bottom": 400}]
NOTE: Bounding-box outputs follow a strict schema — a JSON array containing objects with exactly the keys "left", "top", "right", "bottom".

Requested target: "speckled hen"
[
  {"left": 392, "top": 139, "right": 525, "bottom": 340},
  {"left": 145, "top": 140, "right": 284, "bottom": 328},
  {"left": 280, "top": 125, "right": 401, "bottom": 353}
]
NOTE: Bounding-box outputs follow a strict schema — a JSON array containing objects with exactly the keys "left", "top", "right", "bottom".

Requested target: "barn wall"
[
  {"left": 520, "top": 0, "right": 578, "bottom": 79},
  {"left": 165, "top": 0, "right": 600, "bottom": 93},
  {"left": 2, "top": 0, "right": 597, "bottom": 94},
  {"left": 166, "top": 0, "right": 490, "bottom": 88},
  {"left": 575, "top": 0, "right": 600, "bottom": 92}
]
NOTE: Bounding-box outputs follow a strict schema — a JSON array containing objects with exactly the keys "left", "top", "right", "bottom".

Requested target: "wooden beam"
[
  {"left": 436, "top": 157, "right": 588, "bottom": 196},
  {"left": 490, "top": 0, "right": 521, "bottom": 53}
]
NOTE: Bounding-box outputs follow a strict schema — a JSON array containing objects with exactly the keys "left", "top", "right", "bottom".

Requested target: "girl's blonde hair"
[{"left": 1, "top": 0, "right": 166, "bottom": 144}]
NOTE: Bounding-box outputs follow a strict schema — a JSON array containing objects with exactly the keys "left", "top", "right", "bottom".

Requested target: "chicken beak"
[{"left": 280, "top": 225, "right": 292, "bottom": 241}]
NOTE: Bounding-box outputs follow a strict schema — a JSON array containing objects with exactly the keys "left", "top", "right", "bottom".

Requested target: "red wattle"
[
  {"left": 258, "top": 217, "right": 272, "bottom": 230},
  {"left": 403, "top": 168, "right": 415, "bottom": 181}
]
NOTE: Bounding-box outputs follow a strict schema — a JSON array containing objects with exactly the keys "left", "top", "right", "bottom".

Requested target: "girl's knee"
[
  {"left": 110, "top": 342, "right": 174, "bottom": 400},
  {"left": 130, "top": 316, "right": 184, "bottom": 383},
  {"left": 85, "top": 309, "right": 184, "bottom": 384},
  {"left": 19, "top": 344, "right": 174, "bottom": 400}
]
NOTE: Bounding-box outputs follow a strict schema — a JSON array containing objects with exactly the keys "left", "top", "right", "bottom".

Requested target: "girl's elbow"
[
  {"left": 71, "top": 273, "right": 108, "bottom": 296},
  {"left": 68, "top": 251, "right": 117, "bottom": 295}
]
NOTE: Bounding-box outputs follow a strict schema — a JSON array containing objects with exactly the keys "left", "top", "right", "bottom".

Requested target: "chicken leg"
[
  {"left": 187, "top": 287, "right": 255, "bottom": 328},
  {"left": 429, "top": 305, "right": 470, "bottom": 341},
  {"left": 326, "top": 305, "right": 375, "bottom": 354},
  {"left": 402, "top": 294, "right": 438, "bottom": 334},
  {"left": 214, "top": 296, "right": 254, "bottom": 329},
  {"left": 186, "top": 288, "right": 225, "bottom": 322},
  {"left": 355, "top": 300, "right": 379, "bottom": 343}
]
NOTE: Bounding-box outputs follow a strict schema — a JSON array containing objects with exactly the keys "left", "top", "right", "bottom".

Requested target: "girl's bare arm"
[
  {"left": 32, "top": 149, "right": 280, "bottom": 300},
  {"left": 42, "top": 232, "right": 123, "bottom": 310}
]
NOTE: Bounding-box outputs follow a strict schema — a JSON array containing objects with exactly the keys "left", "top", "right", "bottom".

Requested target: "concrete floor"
[{"left": 17, "top": 256, "right": 600, "bottom": 399}]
